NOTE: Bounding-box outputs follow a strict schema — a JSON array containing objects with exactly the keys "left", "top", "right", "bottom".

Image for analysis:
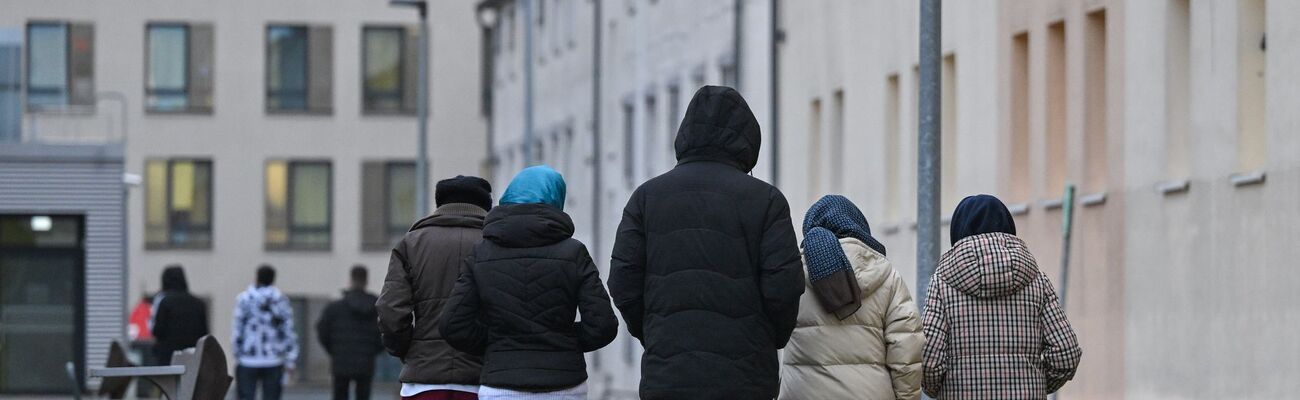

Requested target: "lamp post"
[
  {"left": 390, "top": 0, "right": 431, "bottom": 217},
  {"left": 475, "top": 3, "right": 498, "bottom": 183}
]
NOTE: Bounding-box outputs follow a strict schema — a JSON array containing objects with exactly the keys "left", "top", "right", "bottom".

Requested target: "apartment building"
[
  {"left": 480, "top": 0, "right": 775, "bottom": 396},
  {"left": 778, "top": 0, "right": 1298, "bottom": 398},
  {"left": 1, "top": 0, "right": 486, "bottom": 390}
]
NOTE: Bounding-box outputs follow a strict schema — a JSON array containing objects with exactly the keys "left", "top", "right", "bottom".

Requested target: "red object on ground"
[
  {"left": 128, "top": 298, "right": 153, "bottom": 341},
  {"left": 403, "top": 390, "right": 479, "bottom": 400}
]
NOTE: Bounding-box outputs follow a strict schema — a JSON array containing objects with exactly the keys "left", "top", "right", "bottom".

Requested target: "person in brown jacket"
[{"left": 378, "top": 176, "right": 493, "bottom": 400}]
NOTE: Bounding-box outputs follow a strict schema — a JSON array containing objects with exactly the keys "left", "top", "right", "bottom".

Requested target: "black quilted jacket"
[
  {"left": 608, "top": 86, "right": 805, "bottom": 399},
  {"left": 440, "top": 203, "right": 618, "bottom": 391}
]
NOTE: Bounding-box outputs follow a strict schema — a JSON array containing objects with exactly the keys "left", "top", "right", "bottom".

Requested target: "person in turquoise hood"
[{"left": 441, "top": 165, "right": 617, "bottom": 400}]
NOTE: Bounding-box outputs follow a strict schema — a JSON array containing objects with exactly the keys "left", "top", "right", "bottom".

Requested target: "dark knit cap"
[{"left": 435, "top": 175, "right": 493, "bottom": 211}]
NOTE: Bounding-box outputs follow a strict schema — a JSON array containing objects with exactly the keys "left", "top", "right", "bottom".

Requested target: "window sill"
[
  {"left": 1229, "top": 170, "right": 1266, "bottom": 187},
  {"left": 264, "top": 246, "right": 332, "bottom": 252},
  {"left": 1157, "top": 179, "right": 1190, "bottom": 195},
  {"left": 880, "top": 223, "right": 902, "bottom": 235},
  {"left": 1039, "top": 198, "right": 1064, "bottom": 211},
  {"left": 144, "top": 244, "right": 213, "bottom": 251},
  {"left": 27, "top": 104, "right": 97, "bottom": 115},
  {"left": 266, "top": 108, "right": 333, "bottom": 116},
  {"left": 145, "top": 108, "right": 213, "bottom": 116},
  {"left": 1007, "top": 202, "right": 1031, "bottom": 216},
  {"left": 1079, "top": 192, "right": 1107, "bottom": 207},
  {"left": 361, "top": 109, "right": 417, "bottom": 117}
]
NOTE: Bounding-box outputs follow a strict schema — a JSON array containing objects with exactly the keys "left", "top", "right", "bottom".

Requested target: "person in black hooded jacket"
[
  {"left": 317, "top": 265, "right": 384, "bottom": 400},
  {"left": 151, "top": 264, "right": 210, "bottom": 365},
  {"left": 608, "top": 85, "right": 805, "bottom": 399},
  {"left": 440, "top": 166, "right": 618, "bottom": 399}
]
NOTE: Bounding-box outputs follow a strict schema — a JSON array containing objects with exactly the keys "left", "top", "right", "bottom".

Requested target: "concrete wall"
[{"left": 3, "top": 0, "right": 486, "bottom": 382}]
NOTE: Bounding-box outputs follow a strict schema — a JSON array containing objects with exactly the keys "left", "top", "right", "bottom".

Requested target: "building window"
[
  {"left": 265, "top": 160, "right": 332, "bottom": 250},
  {"left": 1084, "top": 11, "right": 1109, "bottom": 192},
  {"left": 941, "top": 55, "right": 957, "bottom": 211},
  {"left": 643, "top": 94, "right": 658, "bottom": 177},
  {"left": 666, "top": 84, "right": 681, "bottom": 167},
  {"left": 26, "top": 21, "right": 94, "bottom": 109},
  {"left": 1045, "top": 21, "right": 1067, "bottom": 197},
  {"left": 622, "top": 102, "right": 635, "bottom": 185},
  {"left": 808, "top": 97, "right": 822, "bottom": 199},
  {"left": 363, "top": 26, "right": 417, "bottom": 114},
  {"left": 1010, "top": 32, "right": 1032, "bottom": 200},
  {"left": 145, "top": 159, "right": 213, "bottom": 249},
  {"left": 885, "top": 74, "right": 901, "bottom": 220},
  {"left": 146, "top": 23, "right": 214, "bottom": 113},
  {"left": 1236, "top": 0, "right": 1267, "bottom": 172},
  {"left": 830, "top": 89, "right": 845, "bottom": 193},
  {"left": 721, "top": 61, "right": 737, "bottom": 89},
  {"left": 362, "top": 161, "right": 416, "bottom": 251},
  {"left": 266, "top": 24, "right": 332, "bottom": 114},
  {"left": 1166, "top": 0, "right": 1191, "bottom": 179},
  {"left": 1, "top": 34, "right": 20, "bottom": 141}
]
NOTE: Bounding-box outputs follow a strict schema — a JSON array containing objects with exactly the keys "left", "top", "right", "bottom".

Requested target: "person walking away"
[
  {"left": 441, "top": 166, "right": 618, "bottom": 400},
  {"left": 378, "top": 175, "right": 493, "bottom": 400},
  {"left": 922, "top": 194, "right": 1082, "bottom": 399},
  {"left": 318, "top": 265, "right": 384, "bottom": 400},
  {"left": 151, "top": 265, "right": 210, "bottom": 365},
  {"left": 233, "top": 264, "right": 299, "bottom": 400},
  {"left": 779, "top": 195, "right": 923, "bottom": 399},
  {"left": 608, "top": 85, "right": 805, "bottom": 400}
]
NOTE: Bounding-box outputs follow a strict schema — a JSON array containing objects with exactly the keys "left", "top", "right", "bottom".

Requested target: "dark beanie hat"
[{"left": 435, "top": 175, "right": 493, "bottom": 211}]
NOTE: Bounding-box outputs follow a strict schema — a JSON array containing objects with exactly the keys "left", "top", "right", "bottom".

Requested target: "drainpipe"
[
  {"left": 522, "top": 0, "right": 535, "bottom": 166},
  {"left": 769, "top": 0, "right": 780, "bottom": 185},
  {"left": 916, "top": 0, "right": 942, "bottom": 308},
  {"left": 591, "top": 0, "right": 603, "bottom": 260},
  {"left": 733, "top": 0, "right": 744, "bottom": 91}
]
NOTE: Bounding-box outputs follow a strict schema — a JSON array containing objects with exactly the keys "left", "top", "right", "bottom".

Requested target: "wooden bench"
[{"left": 88, "top": 335, "right": 232, "bottom": 400}]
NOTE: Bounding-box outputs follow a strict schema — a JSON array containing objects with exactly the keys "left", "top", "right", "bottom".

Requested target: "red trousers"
[{"left": 403, "top": 390, "right": 478, "bottom": 400}]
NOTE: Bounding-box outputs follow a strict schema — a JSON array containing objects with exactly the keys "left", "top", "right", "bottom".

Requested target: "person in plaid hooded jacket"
[{"left": 922, "top": 195, "right": 1081, "bottom": 399}]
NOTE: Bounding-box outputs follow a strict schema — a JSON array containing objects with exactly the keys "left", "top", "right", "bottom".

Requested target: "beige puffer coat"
[{"left": 779, "top": 237, "right": 924, "bottom": 400}]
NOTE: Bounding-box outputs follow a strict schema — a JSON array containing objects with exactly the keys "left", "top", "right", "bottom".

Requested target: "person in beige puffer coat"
[{"left": 780, "top": 195, "right": 924, "bottom": 400}]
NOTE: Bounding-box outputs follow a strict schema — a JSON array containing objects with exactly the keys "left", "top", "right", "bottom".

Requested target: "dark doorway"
[{"left": 0, "top": 214, "right": 85, "bottom": 394}]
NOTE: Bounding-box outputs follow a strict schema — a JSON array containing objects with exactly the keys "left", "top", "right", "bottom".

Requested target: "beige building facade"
[
  {"left": 3, "top": 0, "right": 487, "bottom": 386},
  {"left": 777, "top": 0, "right": 1298, "bottom": 398}
]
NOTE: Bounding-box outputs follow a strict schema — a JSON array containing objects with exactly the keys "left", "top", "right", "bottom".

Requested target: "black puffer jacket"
[
  {"left": 440, "top": 203, "right": 618, "bottom": 391},
  {"left": 151, "top": 268, "right": 209, "bottom": 365},
  {"left": 316, "top": 289, "right": 384, "bottom": 376},
  {"left": 608, "top": 86, "right": 805, "bottom": 399}
]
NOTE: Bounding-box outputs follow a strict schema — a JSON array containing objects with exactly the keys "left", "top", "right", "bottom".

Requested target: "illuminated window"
[
  {"left": 362, "top": 161, "right": 416, "bottom": 251},
  {"left": 266, "top": 160, "right": 332, "bottom": 250},
  {"left": 146, "top": 159, "right": 213, "bottom": 249}
]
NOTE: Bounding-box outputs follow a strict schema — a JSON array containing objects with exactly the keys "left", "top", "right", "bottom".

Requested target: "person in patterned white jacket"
[
  {"left": 922, "top": 195, "right": 1081, "bottom": 400},
  {"left": 233, "top": 264, "right": 299, "bottom": 400}
]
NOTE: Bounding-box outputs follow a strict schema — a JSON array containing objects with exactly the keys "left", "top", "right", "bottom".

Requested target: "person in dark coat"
[
  {"left": 607, "top": 85, "right": 805, "bottom": 400},
  {"left": 377, "top": 175, "right": 493, "bottom": 400},
  {"left": 151, "top": 264, "right": 210, "bottom": 365},
  {"left": 440, "top": 166, "right": 618, "bottom": 400},
  {"left": 317, "top": 265, "right": 384, "bottom": 400}
]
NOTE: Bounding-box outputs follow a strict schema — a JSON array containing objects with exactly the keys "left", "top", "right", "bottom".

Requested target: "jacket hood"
[
  {"left": 161, "top": 266, "right": 189, "bottom": 293},
  {"left": 500, "top": 165, "right": 567, "bottom": 211},
  {"left": 242, "top": 284, "right": 285, "bottom": 302},
  {"left": 674, "top": 86, "right": 762, "bottom": 173},
  {"left": 341, "top": 289, "right": 378, "bottom": 317},
  {"left": 410, "top": 203, "right": 487, "bottom": 231},
  {"left": 839, "top": 237, "right": 893, "bottom": 296},
  {"left": 950, "top": 194, "right": 1017, "bottom": 245},
  {"left": 937, "top": 232, "right": 1039, "bottom": 298},
  {"left": 482, "top": 203, "right": 575, "bottom": 248}
]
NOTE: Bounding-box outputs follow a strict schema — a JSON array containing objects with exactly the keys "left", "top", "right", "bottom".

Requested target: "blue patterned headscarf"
[
  {"left": 500, "top": 165, "right": 567, "bottom": 211},
  {"left": 802, "top": 195, "right": 887, "bottom": 281}
]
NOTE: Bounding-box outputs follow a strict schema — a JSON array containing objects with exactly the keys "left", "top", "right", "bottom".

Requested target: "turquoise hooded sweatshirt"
[{"left": 499, "top": 165, "right": 567, "bottom": 211}]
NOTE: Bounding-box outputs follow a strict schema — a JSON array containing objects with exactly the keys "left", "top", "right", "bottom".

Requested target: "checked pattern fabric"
[{"left": 921, "top": 233, "right": 1082, "bottom": 399}]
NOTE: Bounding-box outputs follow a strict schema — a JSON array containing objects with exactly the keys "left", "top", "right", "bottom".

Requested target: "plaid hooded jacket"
[{"left": 921, "top": 232, "right": 1081, "bottom": 399}]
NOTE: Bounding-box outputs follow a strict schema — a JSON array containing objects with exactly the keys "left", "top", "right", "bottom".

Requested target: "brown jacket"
[{"left": 377, "top": 203, "right": 486, "bottom": 385}]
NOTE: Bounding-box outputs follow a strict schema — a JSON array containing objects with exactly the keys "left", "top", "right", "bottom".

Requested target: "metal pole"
[
  {"left": 591, "top": 0, "right": 603, "bottom": 261},
  {"left": 916, "top": 0, "right": 941, "bottom": 307},
  {"left": 733, "top": 0, "right": 743, "bottom": 91},
  {"left": 523, "top": 0, "right": 535, "bottom": 166},
  {"left": 769, "top": 0, "right": 780, "bottom": 185},
  {"left": 1058, "top": 184, "right": 1076, "bottom": 305},
  {"left": 416, "top": 3, "right": 430, "bottom": 217}
]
